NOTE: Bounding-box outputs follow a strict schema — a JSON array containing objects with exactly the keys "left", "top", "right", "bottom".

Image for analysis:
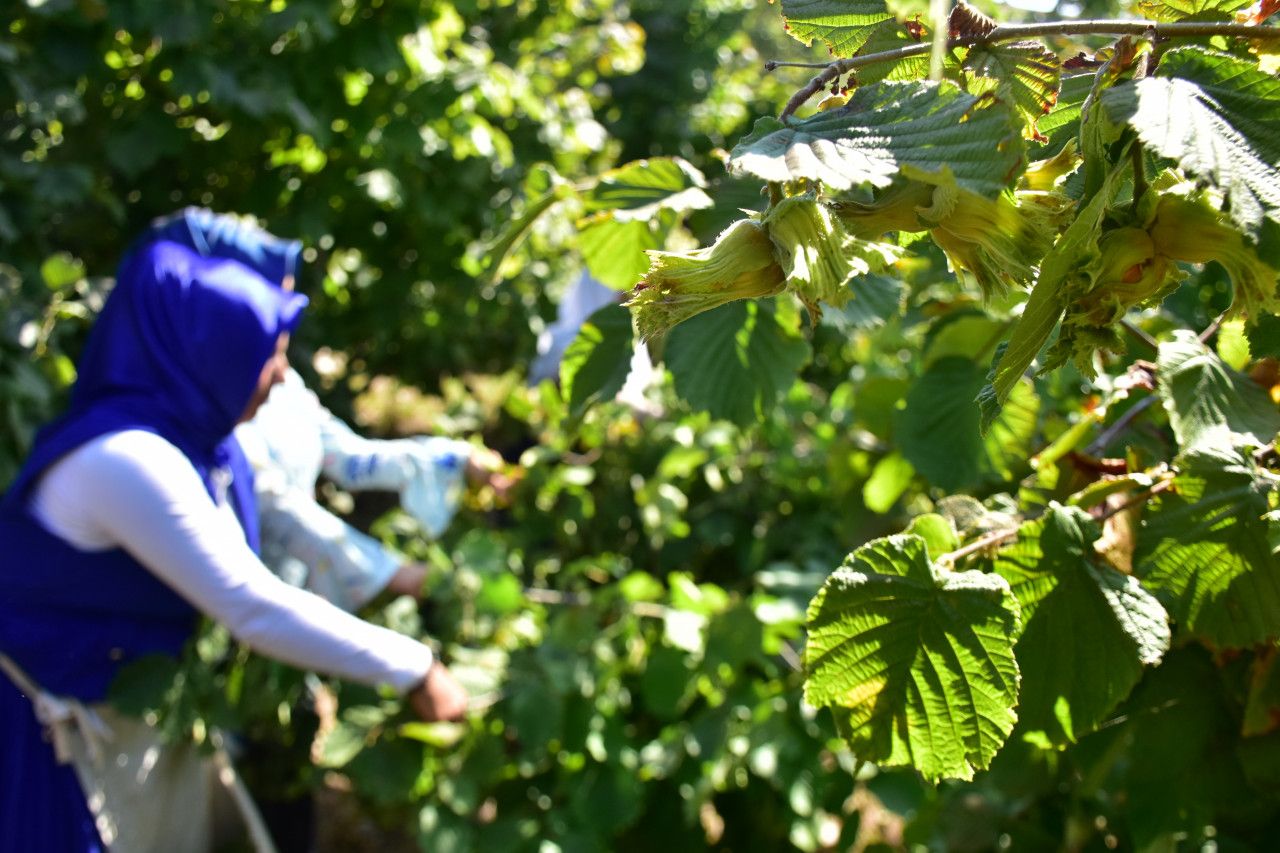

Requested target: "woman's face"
[{"left": 239, "top": 332, "right": 289, "bottom": 423}]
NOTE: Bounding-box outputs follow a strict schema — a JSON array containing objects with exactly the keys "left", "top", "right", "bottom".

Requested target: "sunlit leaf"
[
  {"left": 665, "top": 300, "right": 811, "bottom": 425},
  {"left": 987, "top": 504, "right": 1170, "bottom": 744},
  {"left": 962, "top": 42, "right": 1062, "bottom": 137},
  {"left": 1101, "top": 49, "right": 1280, "bottom": 240},
  {"left": 805, "top": 534, "right": 1021, "bottom": 782},
  {"left": 730, "top": 81, "right": 1024, "bottom": 198},
  {"left": 1136, "top": 0, "right": 1251, "bottom": 22},
  {"left": 1136, "top": 446, "right": 1280, "bottom": 648},
  {"left": 580, "top": 215, "right": 668, "bottom": 291},
  {"left": 1157, "top": 331, "right": 1280, "bottom": 454},
  {"left": 780, "top": 0, "right": 896, "bottom": 58},
  {"left": 581, "top": 156, "right": 713, "bottom": 220}
]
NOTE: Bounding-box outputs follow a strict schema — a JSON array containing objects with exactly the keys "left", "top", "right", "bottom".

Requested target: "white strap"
[
  {"left": 0, "top": 653, "right": 114, "bottom": 766},
  {"left": 209, "top": 738, "right": 280, "bottom": 853}
]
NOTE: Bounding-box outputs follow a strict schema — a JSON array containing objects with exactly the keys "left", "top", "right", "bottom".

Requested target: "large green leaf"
[
  {"left": 805, "top": 534, "right": 1021, "bottom": 782},
  {"left": 961, "top": 42, "right": 1062, "bottom": 136},
  {"left": 579, "top": 215, "right": 668, "bottom": 291},
  {"left": 1136, "top": 0, "right": 1252, "bottom": 22},
  {"left": 988, "top": 505, "right": 1170, "bottom": 744},
  {"left": 1157, "top": 330, "right": 1280, "bottom": 454},
  {"left": 1101, "top": 49, "right": 1280, "bottom": 240},
  {"left": 664, "top": 299, "right": 811, "bottom": 425},
  {"left": 581, "top": 156, "right": 713, "bottom": 220},
  {"left": 897, "top": 356, "right": 1039, "bottom": 491},
  {"left": 729, "top": 81, "right": 1023, "bottom": 198},
  {"left": 560, "top": 304, "right": 636, "bottom": 419},
  {"left": 1136, "top": 446, "right": 1280, "bottom": 648},
  {"left": 779, "top": 0, "right": 895, "bottom": 58}
]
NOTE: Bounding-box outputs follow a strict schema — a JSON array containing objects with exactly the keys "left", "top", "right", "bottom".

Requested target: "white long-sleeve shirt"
[
  {"left": 28, "top": 429, "right": 433, "bottom": 693},
  {"left": 234, "top": 368, "right": 473, "bottom": 610}
]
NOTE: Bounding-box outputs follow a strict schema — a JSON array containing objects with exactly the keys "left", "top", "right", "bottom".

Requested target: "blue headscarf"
[
  {"left": 3, "top": 239, "right": 307, "bottom": 508},
  {"left": 139, "top": 207, "right": 302, "bottom": 287}
]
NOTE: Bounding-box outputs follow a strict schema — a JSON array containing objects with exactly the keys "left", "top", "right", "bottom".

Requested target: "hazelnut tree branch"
[{"left": 770, "top": 19, "right": 1280, "bottom": 119}]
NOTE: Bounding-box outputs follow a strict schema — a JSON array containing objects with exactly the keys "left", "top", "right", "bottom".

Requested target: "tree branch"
[
  {"left": 1086, "top": 394, "right": 1157, "bottom": 455},
  {"left": 775, "top": 20, "right": 1280, "bottom": 119},
  {"left": 1097, "top": 476, "right": 1175, "bottom": 522},
  {"left": 938, "top": 526, "right": 1020, "bottom": 565}
]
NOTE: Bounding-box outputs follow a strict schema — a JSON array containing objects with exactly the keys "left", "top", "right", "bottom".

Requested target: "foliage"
[{"left": 10, "top": 0, "right": 1280, "bottom": 850}]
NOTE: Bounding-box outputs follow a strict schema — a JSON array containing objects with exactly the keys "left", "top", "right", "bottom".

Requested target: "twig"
[
  {"left": 780, "top": 641, "right": 803, "bottom": 673},
  {"left": 522, "top": 588, "right": 590, "bottom": 606},
  {"left": 1086, "top": 394, "right": 1156, "bottom": 455},
  {"left": 938, "top": 526, "right": 1020, "bottom": 565},
  {"left": 1199, "top": 311, "right": 1227, "bottom": 343},
  {"left": 1097, "top": 476, "right": 1174, "bottom": 521},
  {"left": 776, "top": 20, "right": 1280, "bottom": 119},
  {"left": 1130, "top": 141, "right": 1148, "bottom": 216},
  {"left": 1121, "top": 318, "right": 1159, "bottom": 352},
  {"left": 929, "top": 0, "right": 949, "bottom": 82}
]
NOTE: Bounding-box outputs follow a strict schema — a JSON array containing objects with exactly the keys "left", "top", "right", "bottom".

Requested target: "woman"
[
  {"left": 147, "top": 207, "right": 512, "bottom": 611},
  {"left": 0, "top": 232, "right": 465, "bottom": 850}
]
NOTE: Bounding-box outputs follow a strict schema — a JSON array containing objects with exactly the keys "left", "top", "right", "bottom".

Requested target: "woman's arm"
[{"left": 33, "top": 430, "right": 433, "bottom": 694}]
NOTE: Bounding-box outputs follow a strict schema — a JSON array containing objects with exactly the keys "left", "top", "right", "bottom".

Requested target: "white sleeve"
[{"left": 32, "top": 430, "right": 433, "bottom": 693}]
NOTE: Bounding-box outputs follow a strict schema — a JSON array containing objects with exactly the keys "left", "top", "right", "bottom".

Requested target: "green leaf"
[
  {"left": 479, "top": 182, "right": 574, "bottom": 287},
  {"left": 1248, "top": 313, "right": 1280, "bottom": 359},
  {"left": 1157, "top": 330, "right": 1280, "bottom": 454},
  {"left": 581, "top": 156, "right": 713, "bottom": 220},
  {"left": 1136, "top": 447, "right": 1280, "bottom": 648},
  {"left": 1136, "top": 0, "right": 1251, "bottom": 22},
  {"left": 1216, "top": 317, "right": 1251, "bottom": 371},
  {"left": 848, "top": 20, "right": 930, "bottom": 85},
  {"left": 730, "top": 81, "right": 1023, "bottom": 198},
  {"left": 987, "top": 504, "right": 1170, "bottom": 744},
  {"left": 905, "top": 512, "right": 960, "bottom": 558},
  {"left": 665, "top": 299, "right": 811, "bottom": 425},
  {"left": 821, "top": 273, "right": 904, "bottom": 331},
  {"left": 961, "top": 42, "right": 1062, "bottom": 136},
  {"left": 863, "top": 451, "right": 915, "bottom": 513},
  {"left": 898, "top": 356, "right": 1039, "bottom": 491},
  {"left": 779, "top": 0, "right": 895, "bottom": 58},
  {"left": 1036, "top": 73, "right": 1095, "bottom": 152},
  {"left": 579, "top": 216, "right": 668, "bottom": 291},
  {"left": 320, "top": 718, "right": 371, "bottom": 768},
  {"left": 40, "top": 253, "right": 86, "bottom": 291},
  {"left": 560, "top": 304, "right": 635, "bottom": 419},
  {"left": 922, "top": 311, "right": 1008, "bottom": 368},
  {"left": 804, "top": 534, "right": 1021, "bottom": 782},
  {"left": 1101, "top": 49, "right": 1280, "bottom": 240},
  {"left": 108, "top": 653, "right": 181, "bottom": 717}
]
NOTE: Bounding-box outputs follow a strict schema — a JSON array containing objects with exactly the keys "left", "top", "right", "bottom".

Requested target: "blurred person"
[
  {"left": 529, "top": 270, "right": 662, "bottom": 415},
  {"left": 0, "top": 230, "right": 466, "bottom": 852},
  {"left": 148, "top": 208, "right": 514, "bottom": 614}
]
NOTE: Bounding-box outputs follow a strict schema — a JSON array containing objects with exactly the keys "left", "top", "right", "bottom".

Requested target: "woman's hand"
[
  {"left": 386, "top": 562, "right": 429, "bottom": 599},
  {"left": 464, "top": 446, "right": 524, "bottom": 506},
  {"left": 407, "top": 661, "right": 468, "bottom": 722}
]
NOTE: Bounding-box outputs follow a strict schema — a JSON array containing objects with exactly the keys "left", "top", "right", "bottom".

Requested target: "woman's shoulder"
[{"left": 57, "top": 429, "right": 193, "bottom": 483}]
